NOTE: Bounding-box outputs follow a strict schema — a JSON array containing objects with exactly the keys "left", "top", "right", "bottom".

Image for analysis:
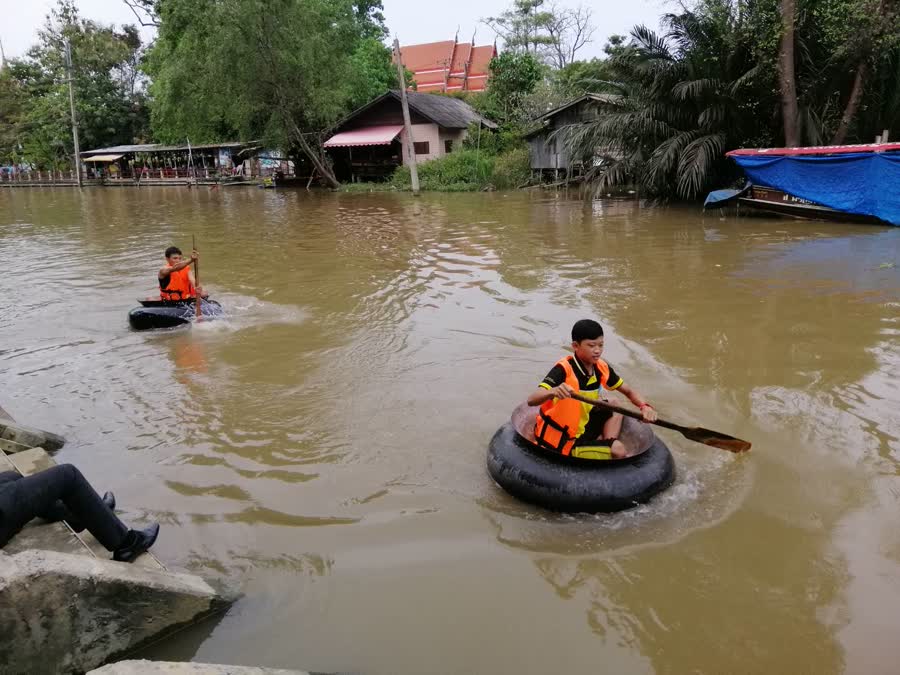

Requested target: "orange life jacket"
[
  {"left": 534, "top": 356, "right": 612, "bottom": 456},
  {"left": 159, "top": 266, "right": 195, "bottom": 301}
]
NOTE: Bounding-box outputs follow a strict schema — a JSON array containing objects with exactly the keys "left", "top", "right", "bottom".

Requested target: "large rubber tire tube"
[
  {"left": 487, "top": 422, "right": 676, "bottom": 513},
  {"left": 128, "top": 300, "right": 222, "bottom": 331}
]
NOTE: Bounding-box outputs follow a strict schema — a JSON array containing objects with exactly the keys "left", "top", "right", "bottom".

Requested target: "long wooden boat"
[
  {"left": 736, "top": 185, "right": 882, "bottom": 224},
  {"left": 705, "top": 143, "right": 900, "bottom": 226}
]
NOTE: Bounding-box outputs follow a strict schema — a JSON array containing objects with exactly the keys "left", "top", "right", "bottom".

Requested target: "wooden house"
[
  {"left": 525, "top": 94, "right": 617, "bottom": 178},
  {"left": 324, "top": 90, "right": 496, "bottom": 182}
]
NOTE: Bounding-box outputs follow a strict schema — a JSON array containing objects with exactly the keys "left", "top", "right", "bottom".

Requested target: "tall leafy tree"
[
  {"left": 144, "top": 0, "right": 393, "bottom": 187},
  {"left": 0, "top": 68, "right": 27, "bottom": 165},
  {"left": 561, "top": 0, "right": 772, "bottom": 198},
  {"left": 484, "top": 0, "right": 595, "bottom": 67},
  {"left": 6, "top": 0, "right": 149, "bottom": 168}
]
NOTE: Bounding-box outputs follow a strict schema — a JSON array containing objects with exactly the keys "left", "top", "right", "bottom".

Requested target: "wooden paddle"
[
  {"left": 192, "top": 234, "right": 201, "bottom": 318},
  {"left": 569, "top": 391, "right": 751, "bottom": 453}
]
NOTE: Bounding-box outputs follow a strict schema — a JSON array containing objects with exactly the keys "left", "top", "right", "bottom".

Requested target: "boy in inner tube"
[{"left": 526, "top": 319, "right": 657, "bottom": 459}]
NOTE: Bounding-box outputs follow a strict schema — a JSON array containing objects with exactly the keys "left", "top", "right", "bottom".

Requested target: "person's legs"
[
  {"left": 2, "top": 464, "right": 128, "bottom": 550},
  {"left": 603, "top": 413, "right": 628, "bottom": 458},
  {"left": 0, "top": 471, "right": 21, "bottom": 485}
]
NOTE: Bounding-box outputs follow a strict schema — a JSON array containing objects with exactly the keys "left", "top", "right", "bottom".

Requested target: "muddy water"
[{"left": 1, "top": 187, "right": 899, "bottom": 674}]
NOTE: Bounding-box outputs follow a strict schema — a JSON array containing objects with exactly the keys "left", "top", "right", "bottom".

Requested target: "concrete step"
[
  {"left": 90, "top": 662, "right": 308, "bottom": 674},
  {"left": 0, "top": 437, "right": 32, "bottom": 454},
  {"left": 0, "top": 421, "right": 66, "bottom": 451}
]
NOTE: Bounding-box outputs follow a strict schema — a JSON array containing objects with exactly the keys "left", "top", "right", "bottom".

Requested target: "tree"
[
  {"left": 145, "top": 0, "right": 393, "bottom": 188},
  {"left": 121, "top": 0, "right": 160, "bottom": 27},
  {"left": 7, "top": 0, "right": 149, "bottom": 169},
  {"left": 0, "top": 69, "right": 27, "bottom": 164},
  {"left": 544, "top": 3, "right": 596, "bottom": 69},
  {"left": 777, "top": 0, "right": 800, "bottom": 146},
  {"left": 484, "top": 0, "right": 595, "bottom": 67},
  {"left": 479, "top": 51, "right": 544, "bottom": 126},
  {"left": 561, "top": 0, "right": 772, "bottom": 198}
]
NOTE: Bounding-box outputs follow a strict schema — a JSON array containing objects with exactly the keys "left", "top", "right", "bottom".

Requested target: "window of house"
[
  {"left": 414, "top": 142, "right": 430, "bottom": 155},
  {"left": 444, "top": 140, "right": 453, "bottom": 154}
]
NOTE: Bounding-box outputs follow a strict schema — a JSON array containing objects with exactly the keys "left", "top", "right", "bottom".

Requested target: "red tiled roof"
[
  {"left": 469, "top": 45, "right": 495, "bottom": 76},
  {"left": 395, "top": 39, "right": 497, "bottom": 93}
]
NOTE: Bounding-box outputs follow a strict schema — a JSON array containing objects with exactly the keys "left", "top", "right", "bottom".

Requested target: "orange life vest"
[
  {"left": 159, "top": 266, "right": 195, "bottom": 301},
  {"left": 534, "top": 356, "right": 612, "bottom": 456}
]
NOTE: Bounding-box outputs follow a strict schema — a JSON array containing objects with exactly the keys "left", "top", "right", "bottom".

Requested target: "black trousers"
[{"left": 0, "top": 464, "right": 128, "bottom": 550}]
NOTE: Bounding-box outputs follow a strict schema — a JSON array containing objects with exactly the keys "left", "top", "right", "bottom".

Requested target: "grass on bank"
[{"left": 339, "top": 147, "right": 531, "bottom": 193}]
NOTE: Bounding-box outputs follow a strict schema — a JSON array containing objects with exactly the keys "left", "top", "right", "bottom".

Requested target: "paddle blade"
[{"left": 682, "top": 427, "right": 751, "bottom": 453}]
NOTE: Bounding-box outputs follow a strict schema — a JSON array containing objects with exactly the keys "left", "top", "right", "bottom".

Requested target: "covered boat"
[
  {"left": 706, "top": 143, "right": 900, "bottom": 225},
  {"left": 128, "top": 298, "right": 223, "bottom": 331},
  {"left": 487, "top": 404, "right": 676, "bottom": 513}
]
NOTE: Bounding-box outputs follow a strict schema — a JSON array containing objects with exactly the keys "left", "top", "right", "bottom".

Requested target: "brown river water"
[{"left": 1, "top": 187, "right": 899, "bottom": 674}]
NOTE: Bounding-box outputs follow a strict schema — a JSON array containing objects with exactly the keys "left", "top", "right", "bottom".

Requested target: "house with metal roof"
[
  {"left": 394, "top": 38, "right": 497, "bottom": 93},
  {"left": 324, "top": 90, "right": 497, "bottom": 182},
  {"left": 525, "top": 94, "right": 619, "bottom": 177}
]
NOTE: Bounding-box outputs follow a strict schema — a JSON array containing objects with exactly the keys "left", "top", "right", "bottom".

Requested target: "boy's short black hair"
[
  {"left": 165, "top": 246, "right": 182, "bottom": 258},
  {"left": 572, "top": 319, "right": 604, "bottom": 342}
]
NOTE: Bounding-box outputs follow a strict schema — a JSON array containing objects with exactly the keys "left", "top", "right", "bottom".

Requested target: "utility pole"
[
  {"left": 392, "top": 38, "right": 419, "bottom": 196},
  {"left": 64, "top": 39, "right": 82, "bottom": 188}
]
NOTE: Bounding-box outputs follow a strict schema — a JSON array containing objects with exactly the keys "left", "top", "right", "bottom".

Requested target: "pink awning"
[{"left": 324, "top": 125, "right": 403, "bottom": 148}]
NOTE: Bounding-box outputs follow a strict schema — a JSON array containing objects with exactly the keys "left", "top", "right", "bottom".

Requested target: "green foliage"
[
  {"left": 144, "top": 0, "right": 391, "bottom": 185},
  {"left": 391, "top": 150, "right": 495, "bottom": 190},
  {"left": 483, "top": 0, "right": 595, "bottom": 68},
  {"left": 479, "top": 52, "right": 544, "bottom": 127},
  {"left": 0, "top": 70, "right": 28, "bottom": 164},
  {"left": 460, "top": 121, "right": 522, "bottom": 154},
  {"left": 3, "top": 0, "right": 149, "bottom": 168},
  {"left": 388, "top": 145, "right": 530, "bottom": 191},
  {"left": 490, "top": 146, "right": 531, "bottom": 188},
  {"left": 347, "top": 38, "right": 399, "bottom": 110},
  {"left": 562, "top": 0, "right": 773, "bottom": 199}
]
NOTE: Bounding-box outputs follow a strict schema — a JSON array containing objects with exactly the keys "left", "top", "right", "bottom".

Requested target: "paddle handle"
[
  {"left": 192, "top": 235, "right": 200, "bottom": 318},
  {"left": 569, "top": 392, "right": 686, "bottom": 433}
]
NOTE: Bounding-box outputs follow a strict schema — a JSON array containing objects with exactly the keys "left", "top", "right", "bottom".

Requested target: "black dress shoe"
[
  {"left": 102, "top": 491, "right": 116, "bottom": 511},
  {"left": 112, "top": 523, "right": 160, "bottom": 563}
]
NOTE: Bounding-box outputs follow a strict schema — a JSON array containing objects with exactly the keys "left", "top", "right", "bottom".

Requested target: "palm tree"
[{"left": 558, "top": 0, "right": 773, "bottom": 199}]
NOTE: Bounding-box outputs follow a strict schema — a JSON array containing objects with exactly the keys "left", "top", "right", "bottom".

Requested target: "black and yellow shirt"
[{"left": 539, "top": 355, "right": 623, "bottom": 443}]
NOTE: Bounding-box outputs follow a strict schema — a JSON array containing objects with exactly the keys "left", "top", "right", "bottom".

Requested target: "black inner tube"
[{"left": 487, "top": 415, "right": 676, "bottom": 513}]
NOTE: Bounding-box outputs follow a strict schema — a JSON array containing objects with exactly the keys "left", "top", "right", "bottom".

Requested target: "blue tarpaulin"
[{"left": 732, "top": 153, "right": 900, "bottom": 225}]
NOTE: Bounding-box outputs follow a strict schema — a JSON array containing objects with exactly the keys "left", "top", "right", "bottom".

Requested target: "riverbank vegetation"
[{"left": 3, "top": 0, "right": 900, "bottom": 198}]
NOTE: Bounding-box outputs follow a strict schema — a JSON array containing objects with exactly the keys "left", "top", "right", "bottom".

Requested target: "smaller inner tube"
[
  {"left": 128, "top": 299, "right": 223, "bottom": 331},
  {"left": 487, "top": 422, "right": 676, "bottom": 513}
]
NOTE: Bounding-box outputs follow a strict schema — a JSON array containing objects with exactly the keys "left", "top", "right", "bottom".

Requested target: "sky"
[{"left": 2, "top": 0, "right": 668, "bottom": 61}]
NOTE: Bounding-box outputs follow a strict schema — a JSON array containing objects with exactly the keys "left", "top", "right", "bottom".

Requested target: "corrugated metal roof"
[
  {"left": 83, "top": 154, "right": 124, "bottom": 162},
  {"left": 329, "top": 91, "right": 497, "bottom": 135},
  {"left": 533, "top": 94, "right": 620, "bottom": 123},
  {"left": 81, "top": 141, "right": 253, "bottom": 156},
  {"left": 402, "top": 91, "right": 497, "bottom": 129}
]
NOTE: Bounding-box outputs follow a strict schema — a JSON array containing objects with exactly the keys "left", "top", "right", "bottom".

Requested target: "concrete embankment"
[
  {"left": 0, "top": 550, "right": 230, "bottom": 674},
  {"left": 90, "top": 661, "right": 308, "bottom": 674},
  {"left": 0, "top": 413, "right": 234, "bottom": 673}
]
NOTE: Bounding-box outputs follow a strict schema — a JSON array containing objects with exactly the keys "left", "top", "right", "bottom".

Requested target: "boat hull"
[{"left": 736, "top": 186, "right": 883, "bottom": 224}]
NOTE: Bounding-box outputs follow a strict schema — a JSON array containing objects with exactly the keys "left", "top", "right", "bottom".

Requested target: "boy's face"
[
  {"left": 573, "top": 337, "right": 603, "bottom": 363},
  {"left": 167, "top": 253, "right": 182, "bottom": 265}
]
